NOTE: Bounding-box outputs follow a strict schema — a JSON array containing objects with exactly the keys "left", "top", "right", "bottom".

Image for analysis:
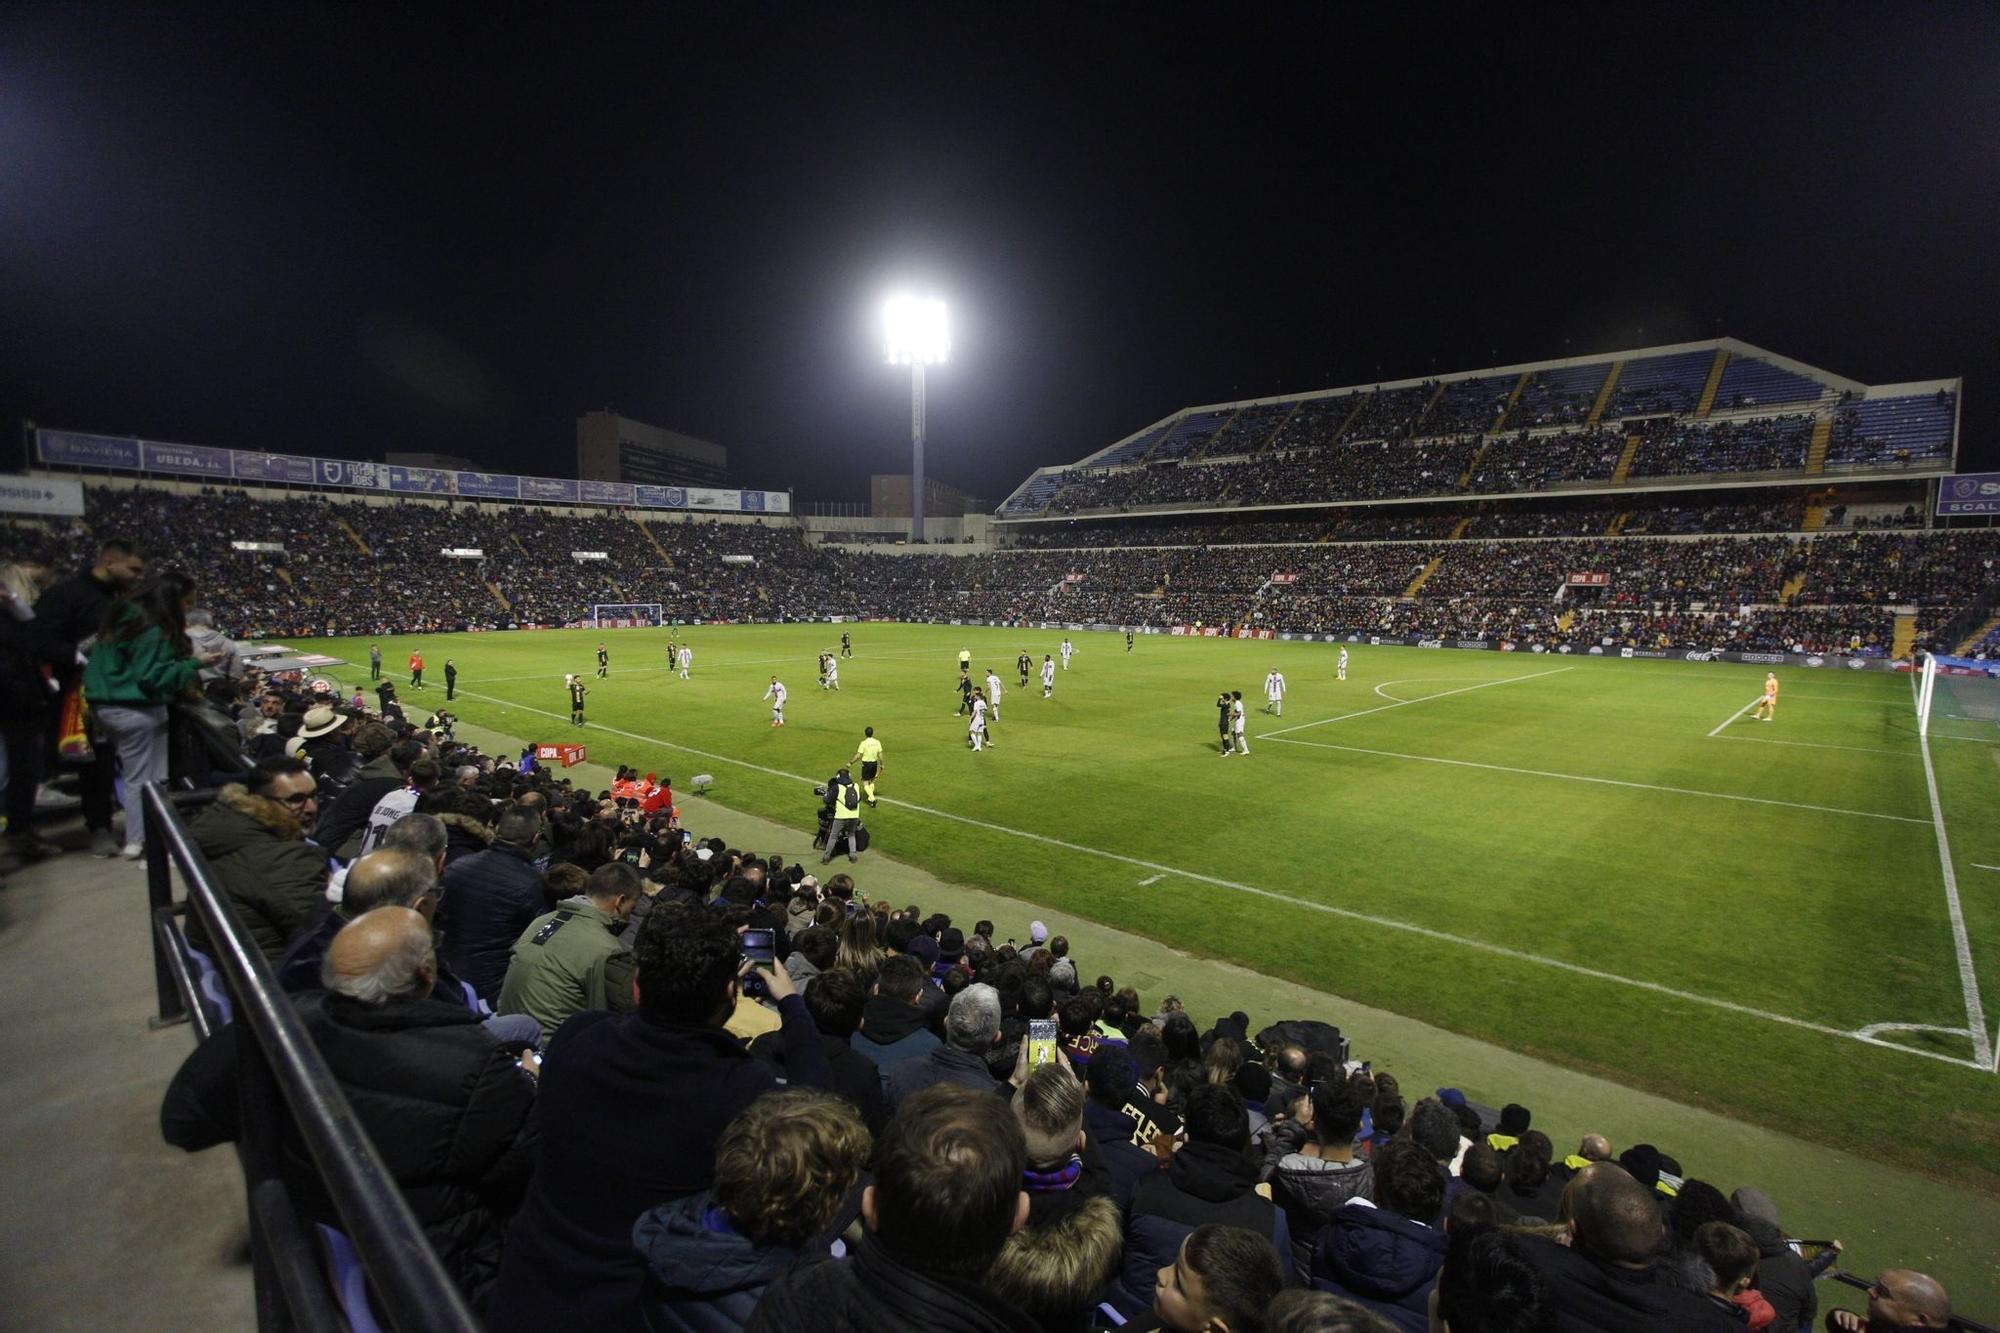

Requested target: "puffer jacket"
[
  {"left": 438, "top": 841, "right": 547, "bottom": 1002},
  {"left": 1270, "top": 1149, "right": 1374, "bottom": 1274},
  {"left": 1310, "top": 1202, "right": 1447, "bottom": 1331},
  {"left": 438, "top": 812, "right": 495, "bottom": 866},
  {"left": 184, "top": 784, "right": 333, "bottom": 962},
  {"left": 298, "top": 991, "right": 538, "bottom": 1302},
  {"left": 1112, "top": 1141, "right": 1292, "bottom": 1317},
  {"left": 633, "top": 1192, "right": 799, "bottom": 1332}
]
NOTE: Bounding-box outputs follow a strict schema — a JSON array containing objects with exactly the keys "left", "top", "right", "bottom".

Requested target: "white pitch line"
[
  {"left": 468, "top": 646, "right": 944, "bottom": 683},
  {"left": 1917, "top": 723, "right": 1994, "bottom": 1069},
  {"left": 1713, "top": 734, "right": 1913, "bottom": 757},
  {"left": 1708, "top": 696, "right": 1764, "bottom": 737},
  {"left": 1263, "top": 666, "right": 1573, "bottom": 737},
  {"left": 1973, "top": 864, "right": 2000, "bottom": 873},
  {"left": 447, "top": 684, "right": 1988, "bottom": 1073},
  {"left": 1261, "top": 733, "right": 1928, "bottom": 825},
  {"left": 1138, "top": 874, "right": 1165, "bottom": 886}
]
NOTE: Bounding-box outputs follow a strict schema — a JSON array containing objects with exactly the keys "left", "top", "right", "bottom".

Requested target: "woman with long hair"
[{"left": 82, "top": 569, "right": 221, "bottom": 856}]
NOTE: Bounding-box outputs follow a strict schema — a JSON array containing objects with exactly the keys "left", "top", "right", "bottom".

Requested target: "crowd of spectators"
[
  {"left": 6, "top": 486, "right": 1994, "bottom": 662},
  {"left": 89, "top": 667, "right": 1951, "bottom": 1331},
  {"left": 1628, "top": 415, "right": 1817, "bottom": 478}
]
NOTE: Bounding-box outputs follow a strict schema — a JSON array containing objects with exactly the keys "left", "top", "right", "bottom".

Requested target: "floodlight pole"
[{"left": 910, "top": 361, "right": 926, "bottom": 545}]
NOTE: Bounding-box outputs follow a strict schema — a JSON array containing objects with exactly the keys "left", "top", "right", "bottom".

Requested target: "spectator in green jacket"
[
  {"left": 82, "top": 569, "right": 224, "bottom": 856},
  {"left": 497, "top": 861, "right": 641, "bottom": 1044}
]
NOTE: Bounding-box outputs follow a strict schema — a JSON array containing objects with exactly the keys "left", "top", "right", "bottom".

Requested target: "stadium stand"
[
  {"left": 1605, "top": 349, "right": 1718, "bottom": 417},
  {"left": 1828, "top": 391, "right": 1958, "bottom": 467},
  {"left": 1713, "top": 354, "right": 1826, "bottom": 411},
  {"left": 2, "top": 459, "right": 1991, "bottom": 1331}
]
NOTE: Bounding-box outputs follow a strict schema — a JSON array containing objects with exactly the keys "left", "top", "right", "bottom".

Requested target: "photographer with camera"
[{"left": 820, "top": 766, "right": 865, "bottom": 866}]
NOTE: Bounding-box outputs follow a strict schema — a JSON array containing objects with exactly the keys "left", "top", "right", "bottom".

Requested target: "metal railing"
[{"left": 144, "top": 782, "right": 481, "bottom": 1332}]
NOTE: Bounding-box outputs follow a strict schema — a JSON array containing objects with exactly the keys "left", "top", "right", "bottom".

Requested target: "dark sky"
[{"left": 4, "top": 2, "right": 1998, "bottom": 505}]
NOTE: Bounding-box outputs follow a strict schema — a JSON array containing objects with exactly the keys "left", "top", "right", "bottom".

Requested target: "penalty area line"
[
  {"left": 451, "top": 685, "right": 1988, "bottom": 1073},
  {"left": 1708, "top": 697, "right": 1763, "bottom": 737}
]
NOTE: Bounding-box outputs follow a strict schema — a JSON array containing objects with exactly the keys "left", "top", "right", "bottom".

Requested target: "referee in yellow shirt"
[{"left": 850, "top": 726, "right": 885, "bottom": 807}]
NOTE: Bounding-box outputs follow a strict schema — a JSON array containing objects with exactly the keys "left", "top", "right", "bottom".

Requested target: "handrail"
[{"left": 144, "top": 782, "right": 481, "bottom": 1333}]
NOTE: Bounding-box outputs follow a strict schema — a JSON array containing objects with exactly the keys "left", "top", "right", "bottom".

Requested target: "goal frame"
[{"left": 589, "top": 603, "right": 664, "bottom": 629}]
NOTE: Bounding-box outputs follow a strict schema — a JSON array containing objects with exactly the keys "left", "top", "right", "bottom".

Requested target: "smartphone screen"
[
  {"left": 741, "top": 928, "right": 776, "bottom": 968},
  {"left": 1027, "top": 1018, "right": 1059, "bottom": 1068}
]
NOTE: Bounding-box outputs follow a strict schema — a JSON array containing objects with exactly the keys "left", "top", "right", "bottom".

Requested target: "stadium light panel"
[{"left": 883, "top": 295, "right": 949, "bottom": 366}]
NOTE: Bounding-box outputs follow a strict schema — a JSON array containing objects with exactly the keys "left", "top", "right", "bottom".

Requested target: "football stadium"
[{"left": 3, "top": 7, "right": 1998, "bottom": 1332}]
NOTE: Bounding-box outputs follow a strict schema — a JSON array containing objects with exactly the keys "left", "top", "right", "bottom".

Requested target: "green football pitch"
[{"left": 320, "top": 623, "right": 2000, "bottom": 1189}]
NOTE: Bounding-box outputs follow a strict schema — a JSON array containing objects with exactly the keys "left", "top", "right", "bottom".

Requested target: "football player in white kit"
[
  {"left": 1231, "top": 690, "right": 1249, "bottom": 754},
  {"left": 677, "top": 644, "right": 692, "bottom": 679},
  {"left": 1041, "top": 654, "right": 1056, "bottom": 698},
  {"left": 968, "top": 693, "right": 988, "bottom": 752},
  {"left": 1264, "top": 667, "right": 1286, "bottom": 716},
  {"left": 1060, "top": 638, "right": 1075, "bottom": 670},
  {"left": 763, "top": 676, "right": 787, "bottom": 727},
  {"left": 1337, "top": 646, "right": 1349, "bottom": 681},
  {"left": 985, "top": 669, "right": 1003, "bottom": 723}
]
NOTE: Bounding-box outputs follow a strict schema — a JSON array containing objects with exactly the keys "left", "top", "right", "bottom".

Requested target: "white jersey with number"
[
  {"left": 1041, "top": 661, "right": 1055, "bottom": 688},
  {"left": 1265, "top": 671, "right": 1286, "bottom": 701},
  {"left": 970, "top": 697, "right": 987, "bottom": 730},
  {"left": 1061, "top": 641, "right": 1074, "bottom": 665},
  {"left": 986, "top": 673, "right": 1002, "bottom": 704},
  {"left": 679, "top": 647, "right": 692, "bottom": 669},
  {"left": 765, "top": 682, "right": 787, "bottom": 706},
  {"left": 1232, "top": 700, "right": 1247, "bottom": 733}
]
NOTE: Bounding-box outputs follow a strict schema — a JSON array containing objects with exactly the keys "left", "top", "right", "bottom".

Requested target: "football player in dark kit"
[
  {"left": 955, "top": 667, "right": 975, "bottom": 717},
  {"left": 1017, "top": 649, "right": 1032, "bottom": 687},
  {"left": 1216, "top": 691, "right": 1234, "bottom": 756},
  {"left": 596, "top": 643, "right": 609, "bottom": 678}
]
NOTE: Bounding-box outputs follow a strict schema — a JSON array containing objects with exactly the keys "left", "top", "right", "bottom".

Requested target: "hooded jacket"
[
  {"left": 438, "top": 812, "right": 495, "bottom": 866},
  {"left": 744, "top": 1232, "right": 1040, "bottom": 1333},
  {"left": 1736, "top": 1214, "right": 1816, "bottom": 1331},
  {"left": 633, "top": 1192, "right": 799, "bottom": 1333},
  {"left": 438, "top": 840, "right": 547, "bottom": 1003},
  {"left": 852, "top": 994, "right": 940, "bottom": 1081},
  {"left": 1112, "top": 1140, "right": 1293, "bottom": 1317},
  {"left": 184, "top": 784, "right": 332, "bottom": 962},
  {"left": 80, "top": 607, "right": 200, "bottom": 706},
  {"left": 1270, "top": 1149, "right": 1374, "bottom": 1274},
  {"left": 1309, "top": 1201, "right": 1448, "bottom": 1331}
]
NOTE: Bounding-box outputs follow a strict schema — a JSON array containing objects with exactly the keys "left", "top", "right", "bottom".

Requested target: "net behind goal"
[
  {"left": 1916, "top": 652, "right": 2000, "bottom": 739},
  {"left": 590, "top": 603, "right": 664, "bottom": 629}
]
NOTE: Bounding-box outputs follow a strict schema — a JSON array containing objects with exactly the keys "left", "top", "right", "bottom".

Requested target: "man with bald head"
[
  {"left": 1513, "top": 1162, "right": 1742, "bottom": 1330},
  {"left": 1549, "top": 1132, "right": 1615, "bottom": 1191},
  {"left": 164, "top": 907, "right": 539, "bottom": 1301},
  {"left": 1828, "top": 1269, "right": 1952, "bottom": 1332}
]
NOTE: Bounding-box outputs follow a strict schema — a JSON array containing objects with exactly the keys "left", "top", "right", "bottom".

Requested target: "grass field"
[{"left": 319, "top": 624, "right": 2000, "bottom": 1192}]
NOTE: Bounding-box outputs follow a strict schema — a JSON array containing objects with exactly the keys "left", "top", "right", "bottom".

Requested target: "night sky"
[{"left": 4, "top": 3, "right": 1998, "bottom": 506}]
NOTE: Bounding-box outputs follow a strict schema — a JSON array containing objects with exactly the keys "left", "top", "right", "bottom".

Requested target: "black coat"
[
  {"left": 438, "top": 841, "right": 545, "bottom": 1002},
  {"left": 744, "top": 1233, "right": 1040, "bottom": 1333},
  {"left": 32, "top": 569, "right": 116, "bottom": 684},
  {"left": 485, "top": 997, "right": 833, "bottom": 1333},
  {"left": 159, "top": 991, "right": 538, "bottom": 1302},
  {"left": 1513, "top": 1234, "right": 1746, "bottom": 1332},
  {"left": 748, "top": 1027, "right": 887, "bottom": 1136},
  {"left": 1112, "top": 1141, "right": 1292, "bottom": 1318}
]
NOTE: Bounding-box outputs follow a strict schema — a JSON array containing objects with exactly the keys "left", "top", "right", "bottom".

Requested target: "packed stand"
[
  {"left": 1628, "top": 414, "right": 1816, "bottom": 478},
  {"left": 1464, "top": 428, "right": 1623, "bottom": 493}
]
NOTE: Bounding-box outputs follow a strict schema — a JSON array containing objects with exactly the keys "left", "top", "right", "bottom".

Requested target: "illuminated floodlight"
[{"left": 883, "top": 295, "right": 950, "bottom": 366}]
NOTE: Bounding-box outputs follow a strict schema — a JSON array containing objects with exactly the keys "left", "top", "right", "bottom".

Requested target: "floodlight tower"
[{"left": 883, "top": 295, "right": 949, "bottom": 543}]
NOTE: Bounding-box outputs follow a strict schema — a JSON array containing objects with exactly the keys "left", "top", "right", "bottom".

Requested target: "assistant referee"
[{"left": 850, "top": 726, "right": 885, "bottom": 807}]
